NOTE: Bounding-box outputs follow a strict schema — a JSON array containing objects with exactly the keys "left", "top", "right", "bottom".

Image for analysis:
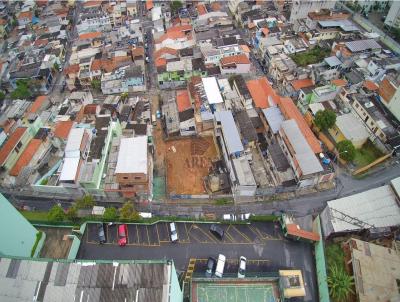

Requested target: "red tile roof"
[
  {"left": 53, "top": 121, "right": 74, "bottom": 140},
  {"left": 278, "top": 97, "right": 322, "bottom": 153},
  {"left": 211, "top": 2, "right": 221, "bottom": 11},
  {"left": 261, "top": 28, "right": 269, "bottom": 36},
  {"left": 220, "top": 54, "right": 251, "bottom": 65},
  {"left": 176, "top": 90, "right": 191, "bottom": 112},
  {"left": 286, "top": 224, "right": 320, "bottom": 241},
  {"left": 154, "top": 47, "right": 178, "bottom": 60},
  {"left": 64, "top": 64, "right": 80, "bottom": 75},
  {"left": 131, "top": 46, "right": 145, "bottom": 58},
  {"left": 146, "top": 0, "right": 153, "bottom": 10},
  {"left": 246, "top": 77, "right": 280, "bottom": 109},
  {"left": 83, "top": 1, "right": 101, "bottom": 8},
  {"left": 247, "top": 78, "right": 271, "bottom": 109},
  {"left": 0, "top": 127, "right": 27, "bottom": 166},
  {"left": 331, "top": 79, "right": 347, "bottom": 87},
  {"left": 28, "top": 96, "right": 47, "bottom": 114},
  {"left": 155, "top": 57, "right": 167, "bottom": 67},
  {"left": 379, "top": 77, "right": 397, "bottom": 104},
  {"left": 157, "top": 25, "right": 193, "bottom": 43},
  {"left": 79, "top": 32, "right": 102, "bottom": 40},
  {"left": 18, "top": 11, "right": 33, "bottom": 20},
  {"left": 83, "top": 104, "right": 98, "bottom": 115},
  {"left": 197, "top": 4, "right": 207, "bottom": 15},
  {"left": 0, "top": 19, "right": 7, "bottom": 25},
  {"left": 291, "top": 78, "right": 314, "bottom": 91},
  {"left": 34, "top": 38, "right": 49, "bottom": 47},
  {"left": 9, "top": 138, "right": 42, "bottom": 176},
  {"left": 363, "top": 80, "right": 379, "bottom": 91}
]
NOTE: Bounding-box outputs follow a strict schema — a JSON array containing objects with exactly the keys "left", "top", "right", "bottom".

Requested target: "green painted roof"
[{"left": 0, "top": 194, "right": 38, "bottom": 257}]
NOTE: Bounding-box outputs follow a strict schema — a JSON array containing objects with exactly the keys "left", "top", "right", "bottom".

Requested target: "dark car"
[
  {"left": 98, "top": 223, "right": 106, "bottom": 244},
  {"left": 205, "top": 257, "right": 216, "bottom": 277},
  {"left": 209, "top": 224, "right": 224, "bottom": 240}
]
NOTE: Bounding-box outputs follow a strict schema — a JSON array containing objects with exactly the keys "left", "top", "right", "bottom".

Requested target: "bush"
[
  {"left": 75, "top": 195, "right": 95, "bottom": 209},
  {"left": 40, "top": 178, "right": 48, "bottom": 185},
  {"left": 103, "top": 207, "right": 118, "bottom": 220},
  {"left": 66, "top": 206, "right": 78, "bottom": 222},
  {"left": 119, "top": 201, "right": 140, "bottom": 220},
  {"left": 31, "top": 231, "right": 43, "bottom": 257},
  {"left": 91, "top": 79, "right": 101, "bottom": 90},
  {"left": 250, "top": 215, "right": 278, "bottom": 222},
  {"left": 47, "top": 205, "right": 65, "bottom": 222},
  {"left": 337, "top": 140, "right": 356, "bottom": 162},
  {"left": 290, "top": 46, "right": 331, "bottom": 67},
  {"left": 215, "top": 198, "right": 233, "bottom": 205}
]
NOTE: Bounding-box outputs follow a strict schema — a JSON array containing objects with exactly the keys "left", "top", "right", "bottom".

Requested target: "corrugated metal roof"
[
  {"left": 0, "top": 258, "right": 171, "bottom": 302},
  {"left": 214, "top": 111, "right": 244, "bottom": 155},
  {"left": 281, "top": 120, "right": 323, "bottom": 176},
  {"left": 326, "top": 185, "right": 400, "bottom": 233},
  {"left": 59, "top": 157, "right": 80, "bottom": 181},
  {"left": 262, "top": 106, "right": 284, "bottom": 134},
  {"left": 65, "top": 128, "right": 85, "bottom": 157},
  {"left": 324, "top": 56, "right": 342, "bottom": 67},
  {"left": 345, "top": 39, "right": 381, "bottom": 53}
]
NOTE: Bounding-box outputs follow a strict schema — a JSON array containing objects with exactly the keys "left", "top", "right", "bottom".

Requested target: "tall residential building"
[
  {"left": 289, "top": 0, "right": 336, "bottom": 22},
  {"left": 378, "top": 75, "right": 400, "bottom": 122},
  {"left": 385, "top": 1, "right": 400, "bottom": 29}
]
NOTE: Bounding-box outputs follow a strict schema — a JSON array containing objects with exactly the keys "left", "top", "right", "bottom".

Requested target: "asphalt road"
[{"left": 77, "top": 221, "right": 317, "bottom": 301}]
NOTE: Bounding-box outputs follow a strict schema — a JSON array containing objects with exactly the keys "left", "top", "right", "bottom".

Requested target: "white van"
[
  {"left": 170, "top": 222, "right": 178, "bottom": 242},
  {"left": 152, "top": 114, "right": 156, "bottom": 126},
  {"left": 215, "top": 254, "right": 226, "bottom": 278}
]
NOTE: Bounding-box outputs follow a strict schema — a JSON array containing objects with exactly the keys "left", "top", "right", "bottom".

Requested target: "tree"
[
  {"left": 119, "top": 200, "right": 140, "bottom": 220},
  {"left": 91, "top": 79, "right": 101, "bottom": 90},
  {"left": 337, "top": 140, "right": 356, "bottom": 162},
  {"left": 103, "top": 207, "right": 118, "bottom": 220},
  {"left": 48, "top": 205, "right": 65, "bottom": 222},
  {"left": 53, "top": 62, "right": 60, "bottom": 72},
  {"left": 75, "top": 194, "right": 95, "bottom": 209},
  {"left": 120, "top": 92, "right": 129, "bottom": 101},
  {"left": 171, "top": 0, "right": 183, "bottom": 14},
  {"left": 314, "top": 109, "right": 337, "bottom": 131},
  {"left": 0, "top": 91, "right": 5, "bottom": 101},
  {"left": 327, "top": 264, "right": 355, "bottom": 302},
  {"left": 10, "top": 80, "right": 32, "bottom": 100},
  {"left": 66, "top": 206, "right": 78, "bottom": 222}
]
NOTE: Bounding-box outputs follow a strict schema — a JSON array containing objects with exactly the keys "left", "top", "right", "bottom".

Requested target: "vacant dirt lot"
[{"left": 165, "top": 136, "right": 219, "bottom": 195}]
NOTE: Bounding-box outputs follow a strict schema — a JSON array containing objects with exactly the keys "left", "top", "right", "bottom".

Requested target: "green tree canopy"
[
  {"left": 0, "top": 91, "right": 5, "bottom": 101},
  {"left": 119, "top": 201, "right": 140, "bottom": 220},
  {"left": 91, "top": 79, "right": 101, "bottom": 90},
  {"left": 48, "top": 205, "right": 65, "bottom": 222},
  {"left": 103, "top": 207, "right": 118, "bottom": 220},
  {"left": 171, "top": 0, "right": 183, "bottom": 14},
  {"left": 314, "top": 109, "right": 337, "bottom": 131},
  {"left": 75, "top": 195, "right": 95, "bottom": 209},
  {"left": 337, "top": 140, "right": 356, "bottom": 162},
  {"left": 10, "top": 80, "right": 32, "bottom": 100},
  {"left": 66, "top": 206, "right": 78, "bottom": 222},
  {"left": 327, "top": 264, "right": 355, "bottom": 302}
]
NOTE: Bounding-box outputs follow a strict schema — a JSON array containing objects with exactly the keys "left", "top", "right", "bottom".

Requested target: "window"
[
  {"left": 135, "top": 176, "right": 141, "bottom": 180},
  {"left": 123, "top": 176, "right": 129, "bottom": 180}
]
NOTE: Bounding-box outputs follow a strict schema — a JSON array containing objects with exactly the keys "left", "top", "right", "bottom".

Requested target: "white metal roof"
[
  {"left": 326, "top": 185, "right": 400, "bottom": 233},
  {"left": 115, "top": 136, "right": 148, "bottom": 174},
  {"left": 65, "top": 128, "right": 84, "bottom": 157},
  {"left": 214, "top": 111, "right": 244, "bottom": 155},
  {"left": 336, "top": 113, "right": 369, "bottom": 142},
  {"left": 281, "top": 120, "right": 323, "bottom": 175},
  {"left": 324, "top": 56, "right": 342, "bottom": 67},
  {"left": 345, "top": 39, "right": 382, "bottom": 52},
  {"left": 59, "top": 157, "right": 80, "bottom": 181},
  {"left": 262, "top": 106, "right": 284, "bottom": 134},
  {"left": 202, "top": 77, "right": 224, "bottom": 104}
]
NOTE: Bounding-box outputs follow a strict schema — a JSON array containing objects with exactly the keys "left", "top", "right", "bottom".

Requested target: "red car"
[{"left": 118, "top": 224, "right": 128, "bottom": 246}]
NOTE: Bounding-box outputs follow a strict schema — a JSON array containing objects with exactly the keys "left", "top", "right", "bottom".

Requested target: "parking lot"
[{"left": 77, "top": 221, "right": 317, "bottom": 301}]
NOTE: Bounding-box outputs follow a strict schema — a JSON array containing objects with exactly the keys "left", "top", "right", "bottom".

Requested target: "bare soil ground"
[
  {"left": 165, "top": 136, "right": 219, "bottom": 195},
  {"left": 38, "top": 227, "right": 72, "bottom": 259}
]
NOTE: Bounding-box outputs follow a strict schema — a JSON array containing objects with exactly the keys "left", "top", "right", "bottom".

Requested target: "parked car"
[
  {"left": 98, "top": 223, "right": 106, "bottom": 244},
  {"left": 170, "top": 222, "right": 178, "bottom": 242},
  {"left": 214, "top": 254, "right": 226, "bottom": 278},
  {"left": 156, "top": 110, "right": 161, "bottom": 119},
  {"left": 118, "top": 224, "right": 128, "bottom": 246},
  {"left": 209, "top": 224, "right": 224, "bottom": 240},
  {"left": 237, "top": 256, "right": 247, "bottom": 278},
  {"left": 205, "top": 257, "right": 216, "bottom": 277}
]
